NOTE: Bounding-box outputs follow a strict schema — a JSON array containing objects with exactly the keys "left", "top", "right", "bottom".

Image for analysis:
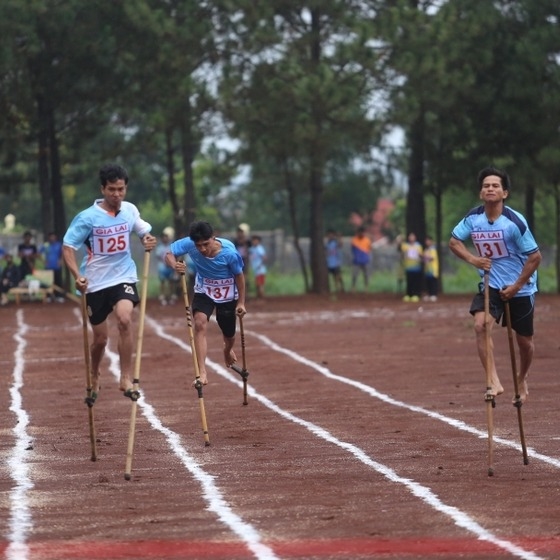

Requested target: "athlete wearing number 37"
[
  {"left": 63, "top": 164, "right": 157, "bottom": 404},
  {"left": 449, "top": 166, "right": 541, "bottom": 404},
  {"left": 165, "top": 221, "right": 246, "bottom": 386}
]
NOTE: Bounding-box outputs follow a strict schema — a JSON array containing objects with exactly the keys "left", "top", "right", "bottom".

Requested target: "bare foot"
[
  {"left": 193, "top": 371, "right": 208, "bottom": 386},
  {"left": 119, "top": 378, "right": 133, "bottom": 393},
  {"left": 514, "top": 376, "right": 528, "bottom": 404},
  {"left": 91, "top": 372, "right": 101, "bottom": 394},
  {"left": 487, "top": 383, "right": 504, "bottom": 397},
  {"left": 224, "top": 348, "right": 237, "bottom": 368}
]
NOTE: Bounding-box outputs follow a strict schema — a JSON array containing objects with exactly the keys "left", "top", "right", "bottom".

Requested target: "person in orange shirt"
[{"left": 350, "top": 226, "right": 372, "bottom": 291}]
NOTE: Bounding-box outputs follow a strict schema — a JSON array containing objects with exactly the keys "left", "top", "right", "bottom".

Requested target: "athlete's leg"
[
  {"left": 193, "top": 310, "right": 210, "bottom": 385},
  {"left": 515, "top": 333, "right": 533, "bottom": 403},
  {"left": 113, "top": 298, "right": 135, "bottom": 392},
  {"left": 90, "top": 320, "right": 108, "bottom": 395},
  {"left": 473, "top": 310, "right": 504, "bottom": 396}
]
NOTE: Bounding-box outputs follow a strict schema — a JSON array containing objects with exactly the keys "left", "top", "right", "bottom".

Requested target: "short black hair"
[
  {"left": 189, "top": 221, "right": 214, "bottom": 242},
  {"left": 477, "top": 166, "right": 511, "bottom": 191},
  {"left": 99, "top": 163, "right": 129, "bottom": 187}
]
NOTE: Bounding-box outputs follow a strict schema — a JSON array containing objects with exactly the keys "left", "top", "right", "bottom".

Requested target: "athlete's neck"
[{"left": 484, "top": 201, "right": 503, "bottom": 224}]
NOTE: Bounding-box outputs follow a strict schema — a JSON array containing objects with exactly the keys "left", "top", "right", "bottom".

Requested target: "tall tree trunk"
[
  {"left": 308, "top": 6, "right": 328, "bottom": 295},
  {"left": 525, "top": 181, "right": 535, "bottom": 236},
  {"left": 48, "top": 105, "right": 66, "bottom": 239},
  {"left": 434, "top": 185, "right": 443, "bottom": 294},
  {"left": 283, "top": 160, "right": 309, "bottom": 292},
  {"left": 36, "top": 95, "right": 51, "bottom": 236},
  {"left": 554, "top": 183, "right": 560, "bottom": 294},
  {"left": 309, "top": 162, "right": 328, "bottom": 294},
  {"left": 180, "top": 103, "right": 196, "bottom": 230},
  {"left": 406, "top": 110, "right": 426, "bottom": 245},
  {"left": 165, "top": 127, "right": 182, "bottom": 236}
]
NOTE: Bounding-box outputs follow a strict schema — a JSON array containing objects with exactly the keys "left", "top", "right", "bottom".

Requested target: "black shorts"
[
  {"left": 86, "top": 283, "right": 139, "bottom": 325},
  {"left": 469, "top": 287, "right": 535, "bottom": 337},
  {"left": 192, "top": 292, "right": 237, "bottom": 338},
  {"left": 328, "top": 266, "right": 341, "bottom": 275}
]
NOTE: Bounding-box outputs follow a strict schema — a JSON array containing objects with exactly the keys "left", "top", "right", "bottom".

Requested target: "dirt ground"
[{"left": 1, "top": 292, "right": 560, "bottom": 560}]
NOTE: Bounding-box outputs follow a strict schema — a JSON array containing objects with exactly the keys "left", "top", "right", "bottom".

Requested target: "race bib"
[
  {"left": 92, "top": 223, "right": 130, "bottom": 255},
  {"left": 201, "top": 277, "right": 236, "bottom": 302},
  {"left": 471, "top": 230, "right": 509, "bottom": 259}
]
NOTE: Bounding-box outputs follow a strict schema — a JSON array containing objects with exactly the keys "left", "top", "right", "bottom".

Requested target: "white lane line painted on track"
[
  {"left": 6, "top": 310, "right": 33, "bottom": 560},
  {"left": 148, "top": 317, "right": 544, "bottom": 560},
  {"left": 249, "top": 331, "right": 560, "bottom": 469},
  {"left": 93, "top": 316, "right": 281, "bottom": 560}
]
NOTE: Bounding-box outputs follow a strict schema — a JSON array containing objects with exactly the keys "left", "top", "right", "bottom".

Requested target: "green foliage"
[{"left": 1, "top": 0, "right": 560, "bottom": 292}]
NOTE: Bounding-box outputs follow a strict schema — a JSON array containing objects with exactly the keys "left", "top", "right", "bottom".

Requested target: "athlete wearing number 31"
[
  {"left": 63, "top": 163, "right": 157, "bottom": 404},
  {"left": 165, "top": 221, "right": 246, "bottom": 386},
  {"left": 449, "top": 166, "right": 541, "bottom": 403}
]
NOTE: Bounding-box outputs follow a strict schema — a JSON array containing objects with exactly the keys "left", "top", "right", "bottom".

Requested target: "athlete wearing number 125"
[
  {"left": 449, "top": 166, "right": 541, "bottom": 403},
  {"left": 63, "top": 163, "right": 157, "bottom": 403},
  {"left": 165, "top": 221, "right": 246, "bottom": 386}
]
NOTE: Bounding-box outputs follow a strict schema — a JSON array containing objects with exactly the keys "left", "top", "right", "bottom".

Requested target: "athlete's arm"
[
  {"left": 62, "top": 245, "right": 87, "bottom": 292},
  {"left": 234, "top": 272, "right": 246, "bottom": 316},
  {"left": 502, "top": 250, "right": 542, "bottom": 299},
  {"left": 449, "top": 236, "right": 491, "bottom": 271}
]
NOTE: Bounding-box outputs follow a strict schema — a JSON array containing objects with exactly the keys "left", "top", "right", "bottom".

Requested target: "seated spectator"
[{"left": 1, "top": 254, "right": 21, "bottom": 305}]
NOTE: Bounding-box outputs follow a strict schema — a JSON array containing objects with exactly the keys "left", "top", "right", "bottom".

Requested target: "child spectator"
[
  {"left": 325, "top": 229, "right": 345, "bottom": 293},
  {"left": 423, "top": 235, "right": 439, "bottom": 301},
  {"left": 249, "top": 235, "right": 267, "bottom": 300},
  {"left": 155, "top": 231, "right": 178, "bottom": 305},
  {"left": 401, "top": 232, "right": 423, "bottom": 302}
]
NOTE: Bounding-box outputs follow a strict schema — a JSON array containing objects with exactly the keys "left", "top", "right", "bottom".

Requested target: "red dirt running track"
[{"left": 2, "top": 293, "right": 560, "bottom": 560}]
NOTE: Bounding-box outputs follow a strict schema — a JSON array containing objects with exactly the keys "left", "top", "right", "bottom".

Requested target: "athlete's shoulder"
[
  {"left": 502, "top": 206, "right": 528, "bottom": 235},
  {"left": 120, "top": 200, "right": 140, "bottom": 215},
  {"left": 464, "top": 205, "right": 485, "bottom": 219},
  {"left": 218, "top": 237, "right": 236, "bottom": 252}
]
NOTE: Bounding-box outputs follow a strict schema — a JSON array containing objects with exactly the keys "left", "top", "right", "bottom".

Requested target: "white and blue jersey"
[
  {"left": 451, "top": 205, "right": 539, "bottom": 296},
  {"left": 249, "top": 244, "right": 267, "bottom": 276},
  {"left": 169, "top": 237, "right": 243, "bottom": 303},
  {"left": 63, "top": 200, "right": 152, "bottom": 292}
]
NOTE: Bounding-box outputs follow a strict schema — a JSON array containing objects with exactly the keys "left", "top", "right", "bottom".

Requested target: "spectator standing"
[
  {"left": 325, "top": 229, "right": 345, "bottom": 293},
  {"left": 155, "top": 231, "right": 178, "bottom": 305},
  {"left": 40, "top": 232, "right": 64, "bottom": 300},
  {"left": 18, "top": 230, "right": 39, "bottom": 279},
  {"left": 401, "top": 232, "right": 423, "bottom": 302},
  {"left": 350, "top": 226, "right": 372, "bottom": 291},
  {"left": 233, "top": 223, "right": 251, "bottom": 276},
  {"left": 249, "top": 234, "right": 267, "bottom": 300},
  {"left": 422, "top": 235, "right": 439, "bottom": 302}
]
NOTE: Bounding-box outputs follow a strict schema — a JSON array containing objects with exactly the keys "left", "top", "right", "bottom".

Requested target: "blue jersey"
[
  {"left": 249, "top": 244, "right": 267, "bottom": 275},
  {"left": 451, "top": 205, "right": 539, "bottom": 296},
  {"left": 169, "top": 236, "right": 243, "bottom": 303},
  {"left": 63, "top": 200, "right": 152, "bottom": 292},
  {"left": 40, "top": 240, "right": 62, "bottom": 270},
  {"left": 325, "top": 238, "right": 343, "bottom": 269}
]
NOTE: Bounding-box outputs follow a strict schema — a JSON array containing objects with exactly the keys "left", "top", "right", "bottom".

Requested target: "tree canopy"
[{"left": 1, "top": 0, "right": 559, "bottom": 292}]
